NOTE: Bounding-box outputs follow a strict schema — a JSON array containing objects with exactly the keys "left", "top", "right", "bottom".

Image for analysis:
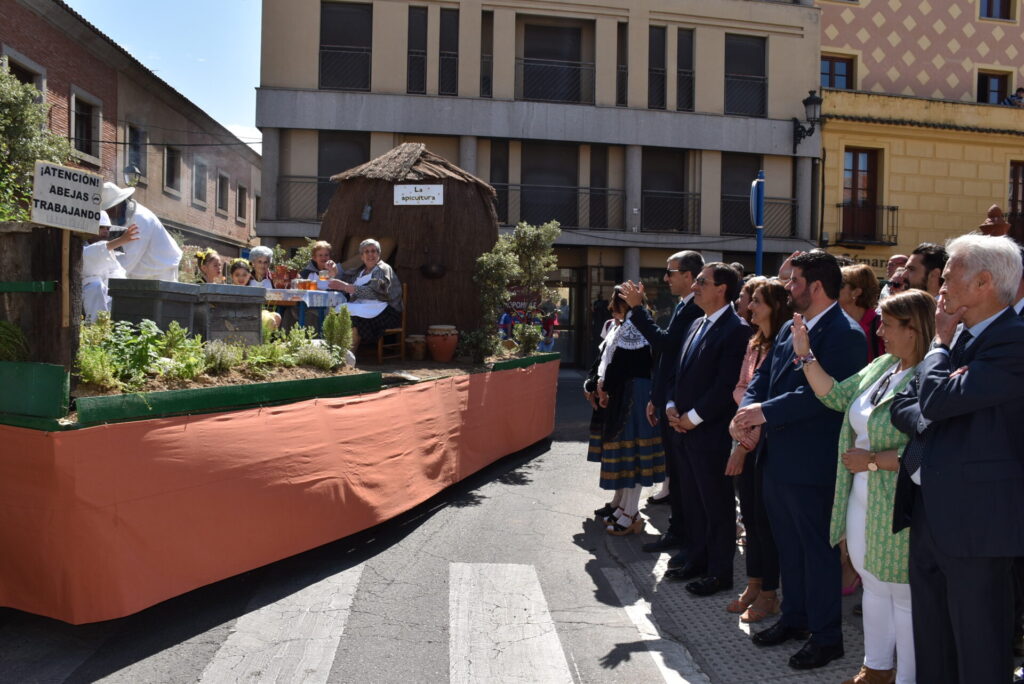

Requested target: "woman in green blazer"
[{"left": 792, "top": 289, "right": 935, "bottom": 684}]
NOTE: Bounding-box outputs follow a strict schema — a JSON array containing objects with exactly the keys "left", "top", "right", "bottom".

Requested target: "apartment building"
[
  {"left": 2, "top": 0, "right": 262, "bottom": 255},
  {"left": 818, "top": 0, "right": 1024, "bottom": 273},
  {"left": 257, "top": 0, "right": 822, "bottom": 363}
]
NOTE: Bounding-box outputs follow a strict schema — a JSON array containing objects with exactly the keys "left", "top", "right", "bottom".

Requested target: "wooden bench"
[{"left": 376, "top": 283, "right": 407, "bottom": 363}]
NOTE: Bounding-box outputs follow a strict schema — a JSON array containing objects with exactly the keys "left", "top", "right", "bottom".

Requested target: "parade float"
[{"left": 0, "top": 147, "right": 559, "bottom": 624}]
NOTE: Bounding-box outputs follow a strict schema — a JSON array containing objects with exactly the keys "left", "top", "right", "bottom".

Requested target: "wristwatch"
[
  {"left": 930, "top": 340, "right": 950, "bottom": 353},
  {"left": 867, "top": 452, "right": 879, "bottom": 472}
]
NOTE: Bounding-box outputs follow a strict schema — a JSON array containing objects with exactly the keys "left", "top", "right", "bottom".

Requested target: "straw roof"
[{"left": 330, "top": 143, "right": 494, "bottom": 194}]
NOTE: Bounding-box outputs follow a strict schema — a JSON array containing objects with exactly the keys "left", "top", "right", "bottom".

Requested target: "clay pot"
[
  {"left": 426, "top": 325, "right": 459, "bottom": 362},
  {"left": 406, "top": 334, "right": 427, "bottom": 361}
]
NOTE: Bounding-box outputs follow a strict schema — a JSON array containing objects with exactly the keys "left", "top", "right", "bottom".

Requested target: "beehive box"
[
  {"left": 194, "top": 284, "right": 265, "bottom": 345},
  {"left": 109, "top": 279, "right": 199, "bottom": 332}
]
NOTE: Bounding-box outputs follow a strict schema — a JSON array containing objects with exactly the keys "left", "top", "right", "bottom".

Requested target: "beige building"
[{"left": 257, "top": 0, "right": 823, "bottom": 363}]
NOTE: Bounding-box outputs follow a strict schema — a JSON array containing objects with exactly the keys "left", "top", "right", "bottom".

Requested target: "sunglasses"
[{"left": 665, "top": 268, "right": 680, "bottom": 276}]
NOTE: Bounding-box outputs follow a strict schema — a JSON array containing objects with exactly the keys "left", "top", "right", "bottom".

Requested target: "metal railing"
[
  {"left": 515, "top": 57, "right": 595, "bottom": 105},
  {"left": 276, "top": 176, "right": 337, "bottom": 222},
  {"left": 648, "top": 68, "right": 666, "bottom": 110},
  {"left": 724, "top": 74, "right": 767, "bottom": 117},
  {"left": 407, "top": 49, "right": 426, "bottom": 94},
  {"left": 834, "top": 203, "right": 900, "bottom": 245},
  {"left": 492, "top": 184, "right": 624, "bottom": 230},
  {"left": 319, "top": 46, "right": 371, "bottom": 91},
  {"left": 677, "top": 69, "right": 695, "bottom": 112},
  {"left": 439, "top": 51, "right": 458, "bottom": 95},
  {"left": 640, "top": 190, "right": 700, "bottom": 233},
  {"left": 481, "top": 54, "right": 493, "bottom": 98},
  {"left": 616, "top": 65, "right": 627, "bottom": 107},
  {"left": 721, "top": 195, "right": 796, "bottom": 237}
]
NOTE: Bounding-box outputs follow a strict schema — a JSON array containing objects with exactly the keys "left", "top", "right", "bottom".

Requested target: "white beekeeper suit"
[
  {"left": 100, "top": 183, "right": 182, "bottom": 281},
  {"left": 82, "top": 211, "right": 127, "bottom": 321}
]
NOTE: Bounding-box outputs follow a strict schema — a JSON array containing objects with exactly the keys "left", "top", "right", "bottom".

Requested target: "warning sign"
[{"left": 30, "top": 161, "right": 103, "bottom": 234}]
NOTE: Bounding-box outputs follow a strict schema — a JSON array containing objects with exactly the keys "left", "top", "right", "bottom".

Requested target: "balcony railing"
[
  {"left": 276, "top": 176, "right": 336, "bottom": 222},
  {"left": 407, "top": 49, "right": 426, "bottom": 94},
  {"left": 481, "top": 54, "right": 493, "bottom": 98},
  {"left": 725, "top": 74, "right": 767, "bottom": 117},
  {"left": 492, "top": 184, "right": 624, "bottom": 230},
  {"left": 677, "top": 69, "right": 695, "bottom": 112},
  {"left": 319, "top": 46, "right": 371, "bottom": 91},
  {"left": 835, "top": 203, "right": 899, "bottom": 245},
  {"left": 640, "top": 190, "right": 700, "bottom": 233},
  {"left": 721, "top": 195, "right": 797, "bottom": 237},
  {"left": 515, "top": 57, "right": 595, "bottom": 105},
  {"left": 648, "top": 68, "right": 666, "bottom": 110},
  {"left": 616, "top": 65, "right": 627, "bottom": 107},
  {"left": 439, "top": 51, "right": 458, "bottom": 95}
]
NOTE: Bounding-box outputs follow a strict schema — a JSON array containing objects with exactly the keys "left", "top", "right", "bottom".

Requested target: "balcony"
[
  {"left": 721, "top": 195, "right": 797, "bottom": 237},
  {"left": 677, "top": 69, "right": 695, "bottom": 112},
  {"left": 725, "top": 74, "right": 767, "bottom": 117},
  {"left": 319, "top": 46, "right": 371, "bottom": 91},
  {"left": 616, "top": 65, "right": 627, "bottom": 107},
  {"left": 834, "top": 203, "right": 899, "bottom": 245},
  {"left": 492, "top": 184, "right": 624, "bottom": 230},
  {"left": 481, "top": 54, "right": 493, "bottom": 98},
  {"left": 515, "top": 58, "right": 595, "bottom": 105},
  {"left": 276, "top": 176, "right": 336, "bottom": 222},
  {"left": 439, "top": 51, "right": 458, "bottom": 96},
  {"left": 640, "top": 190, "right": 700, "bottom": 233},
  {"left": 648, "top": 68, "right": 666, "bottom": 110},
  {"left": 407, "top": 50, "right": 426, "bottom": 94}
]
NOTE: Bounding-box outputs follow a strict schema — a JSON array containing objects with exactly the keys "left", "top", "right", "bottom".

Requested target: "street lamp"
[
  {"left": 123, "top": 164, "right": 142, "bottom": 187},
  {"left": 792, "top": 90, "right": 823, "bottom": 155}
]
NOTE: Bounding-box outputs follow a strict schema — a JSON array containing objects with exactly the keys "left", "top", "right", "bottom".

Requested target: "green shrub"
[
  {"left": 0, "top": 320, "right": 29, "bottom": 362},
  {"left": 204, "top": 340, "right": 244, "bottom": 374},
  {"left": 322, "top": 307, "right": 353, "bottom": 358},
  {"left": 76, "top": 345, "right": 119, "bottom": 390},
  {"left": 295, "top": 343, "right": 336, "bottom": 371},
  {"left": 512, "top": 323, "right": 543, "bottom": 356},
  {"left": 161, "top": 334, "right": 206, "bottom": 381}
]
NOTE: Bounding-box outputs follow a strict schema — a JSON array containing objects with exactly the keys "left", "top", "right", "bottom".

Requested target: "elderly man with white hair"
[
  {"left": 100, "top": 182, "right": 182, "bottom": 281},
  {"left": 890, "top": 233, "right": 1024, "bottom": 684}
]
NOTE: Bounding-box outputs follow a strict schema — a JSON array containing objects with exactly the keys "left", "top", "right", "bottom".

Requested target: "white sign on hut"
[
  {"left": 394, "top": 184, "right": 443, "bottom": 206},
  {"left": 30, "top": 161, "right": 103, "bottom": 234}
]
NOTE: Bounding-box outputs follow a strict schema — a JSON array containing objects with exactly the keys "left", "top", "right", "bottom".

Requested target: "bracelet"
[{"left": 793, "top": 351, "right": 817, "bottom": 366}]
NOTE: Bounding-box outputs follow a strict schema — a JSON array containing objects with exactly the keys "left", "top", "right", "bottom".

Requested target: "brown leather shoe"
[{"left": 841, "top": 665, "right": 896, "bottom": 684}]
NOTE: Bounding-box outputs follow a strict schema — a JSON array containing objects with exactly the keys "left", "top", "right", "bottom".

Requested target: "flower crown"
[
  {"left": 195, "top": 249, "right": 219, "bottom": 265},
  {"left": 230, "top": 258, "right": 252, "bottom": 271}
]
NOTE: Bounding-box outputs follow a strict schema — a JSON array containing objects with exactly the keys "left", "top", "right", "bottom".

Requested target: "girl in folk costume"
[{"left": 586, "top": 286, "right": 665, "bottom": 535}]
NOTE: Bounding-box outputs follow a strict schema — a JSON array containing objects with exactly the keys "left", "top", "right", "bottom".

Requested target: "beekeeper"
[
  {"left": 82, "top": 211, "right": 138, "bottom": 320},
  {"left": 100, "top": 182, "right": 182, "bottom": 281}
]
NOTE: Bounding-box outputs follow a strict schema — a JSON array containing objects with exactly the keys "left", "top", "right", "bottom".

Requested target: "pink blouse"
[{"left": 733, "top": 340, "right": 768, "bottom": 406}]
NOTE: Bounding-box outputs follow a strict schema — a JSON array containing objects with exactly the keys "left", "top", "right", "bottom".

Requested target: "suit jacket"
[
  {"left": 666, "top": 307, "right": 750, "bottom": 455},
  {"left": 890, "top": 308, "right": 1024, "bottom": 557},
  {"left": 630, "top": 299, "right": 703, "bottom": 411},
  {"left": 741, "top": 303, "right": 867, "bottom": 486}
]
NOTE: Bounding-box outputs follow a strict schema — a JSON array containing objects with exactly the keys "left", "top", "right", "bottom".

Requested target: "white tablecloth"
[{"left": 264, "top": 288, "right": 348, "bottom": 308}]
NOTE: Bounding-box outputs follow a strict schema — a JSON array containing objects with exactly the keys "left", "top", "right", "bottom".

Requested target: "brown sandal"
[
  {"left": 726, "top": 580, "right": 761, "bottom": 613},
  {"left": 741, "top": 592, "right": 780, "bottom": 623}
]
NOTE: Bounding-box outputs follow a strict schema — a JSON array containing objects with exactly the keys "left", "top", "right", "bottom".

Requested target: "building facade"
[
  {"left": 258, "top": 0, "right": 823, "bottom": 363},
  {"left": 818, "top": 0, "right": 1024, "bottom": 274},
  {"left": 1, "top": 0, "right": 262, "bottom": 255}
]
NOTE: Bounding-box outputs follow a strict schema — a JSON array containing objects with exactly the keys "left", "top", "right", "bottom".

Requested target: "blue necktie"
[{"left": 681, "top": 317, "right": 709, "bottom": 368}]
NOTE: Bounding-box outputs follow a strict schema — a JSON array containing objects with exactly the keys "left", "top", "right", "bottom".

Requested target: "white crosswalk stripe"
[
  {"left": 198, "top": 565, "right": 363, "bottom": 684},
  {"left": 449, "top": 562, "right": 574, "bottom": 684}
]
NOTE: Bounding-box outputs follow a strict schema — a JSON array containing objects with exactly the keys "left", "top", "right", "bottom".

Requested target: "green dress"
[{"left": 818, "top": 354, "right": 915, "bottom": 584}]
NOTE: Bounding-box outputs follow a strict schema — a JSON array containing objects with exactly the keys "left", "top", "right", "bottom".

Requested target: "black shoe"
[
  {"left": 594, "top": 503, "right": 616, "bottom": 517},
  {"left": 1013, "top": 631, "right": 1024, "bottom": 657},
  {"left": 788, "top": 641, "right": 844, "bottom": 670},
  {"left": 666, "top": 550, "right": 690, "bottom": 568},
  {"left": 664, "top": 564, "right": 705, "bottom": 582},
  {"left": 646, "top": 495, "right": 671, "bottom": 506},
  {"left": 751, "top": 621, "right": 811, "bottom": 647},
  {"left": 685, "top": 576, "right": 733, "bottom": 597},
  {"left": 641, "top": 536, "right": 682, "bottom": 553}
]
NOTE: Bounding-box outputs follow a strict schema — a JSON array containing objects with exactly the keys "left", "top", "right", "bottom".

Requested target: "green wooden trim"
[
  {"left": 491, "top": 352, "right": 560, "bottom": 371},
  {"left": 0, "top": 281, "right": 57, "bottom": 293},
  {"left": 0, "top": 413, "right": 70, "bottom": 431},
  {"left": 0, "top": 362, "right": 69, "bottom": 417},
  {"left": 75, "top": 372, "right": 382, "bottom": 425}
]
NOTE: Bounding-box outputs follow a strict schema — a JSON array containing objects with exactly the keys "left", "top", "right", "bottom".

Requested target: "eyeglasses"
[
  {"left": 869, "top": 367, "right": 899, "bottom": 406},
  {"left": 665, "top": 268, "right": 680, "bottom": 276},
  {"left": 693, "top": 276, "right": 716, "bottom": 286}
]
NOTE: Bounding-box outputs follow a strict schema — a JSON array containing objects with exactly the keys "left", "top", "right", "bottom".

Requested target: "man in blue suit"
[
  {"left": 661, "top": 262, "right": 750, "bottom": 595},
  {"left": 620, "top": 251, "right": 704, "bottom": 559},
  {"left": 731, "top": 251, "right": 866, "bottom": 669},
  {"left": 890, "top": 234, "right": 1024, "bottom": 684}
]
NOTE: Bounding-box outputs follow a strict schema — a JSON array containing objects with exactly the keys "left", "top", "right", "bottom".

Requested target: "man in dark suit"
[
  {"left": 620, "top": 250, "right": 704, "bottom": 560},
  {"left": 890, "top": 234, "right": 1024, "bottom": 684},
  {"left": 730, "top": 251, "right": 866, "bottom": 670},
  {"left": 660, "top": 263, "right": 750, "bottom": 596}
]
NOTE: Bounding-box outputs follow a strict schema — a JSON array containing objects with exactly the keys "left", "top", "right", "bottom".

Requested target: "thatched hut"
[{"left": 320, "top": 143, "right": 498, "bottom": 337}]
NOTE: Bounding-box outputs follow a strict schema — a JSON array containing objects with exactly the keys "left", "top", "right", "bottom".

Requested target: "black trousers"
[
  {"left": 675, "top": 436, "right": 735, "bottom": 580},
  {"left": 734, "top": 453, "right": 779, "bottom": 591},
  {"left": 910, "top": 489, "right": 1014, "bottom": 684},
  {"left": 660, "top": 415, "right": 687, "bottom": 543}
]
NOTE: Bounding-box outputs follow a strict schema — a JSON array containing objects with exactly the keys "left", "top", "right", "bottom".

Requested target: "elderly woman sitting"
[
  {"left": 329, "top": 238, "right": 403, "bottom": 349},
  {"left": 300, "top": 240, "right": 338, "bottom": 280},
  {"left": 248, "top": 246, "right": 274, "bottom": 288}
]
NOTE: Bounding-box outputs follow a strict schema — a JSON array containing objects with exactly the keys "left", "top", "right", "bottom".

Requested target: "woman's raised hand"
[{"left": 791, "top": 313, "right": 811, "bottom": 357}]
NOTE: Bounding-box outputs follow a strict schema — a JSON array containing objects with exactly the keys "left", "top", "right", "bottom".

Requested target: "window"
[
  {"left": 980, "top": 0, "right": 1013, "bottom": 19},
  {"left": 439, "top": 8, "right": 459, "bottom": 96},
  {"left": 193, "top": 159, "right": 208, "bottom": 205},
  {"left": 319, "top": 2, "right": 372, "bottom": 91},
  {"left": 842, "top": 148, "right": 879, "bottom": 241},
  {"left": 217, "top": 173, "right": 230, "bottom": 213},
  {"left": 70, "top": 87, "right": 102, "bottom": 162},
  {"left": 407, "top": 7, "right": 427, "bottom": 94},
  {"left": 237, "top": 184, "right": 248, "bottom": 221},
  {"left": 317, "top": 131, "right": 370, "bottom": 215},
  {"left": 616, "top": 23, "right": 628, "bottom": 107},
  {"left": 677, "top": 29, "right": 694, "bottom": 111},
  {"left": 1008, "top": 162, "right": 1024, "bottom": 241},
  {"left": 648, "top": 26, "right": 666, "bottom": 110},
  {"left": 721, "top": 153, "right": 763, "bottom": 236},
  {"left": 127, "top": 124, "right": 147, "bottom": 180},
  {"left": 490, "top": 139, "right": 509, "bottom": 223},
  {"left": 520, "top": 24, "right": 589, "bottom": 104},
  {"left": 164, "top": 147, "right": 181, "bottom": 193},
  {"left": 2, "top": 49, "right": 46, "bottom": 92},
  {"left": 8, "top": 59, "right": 35, "bottom": 86},
  {"left": 821, "top": 55, "right": 854, "bottom": 89},
  {"left": 481, "top": 10, "right": 493, "bottom": 98},
  {"left": 978, "top": 71, "right": 1009, "bottom": 103},
  {"left": 724, "top": 35, "right": 767, "bottom": 117}
]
